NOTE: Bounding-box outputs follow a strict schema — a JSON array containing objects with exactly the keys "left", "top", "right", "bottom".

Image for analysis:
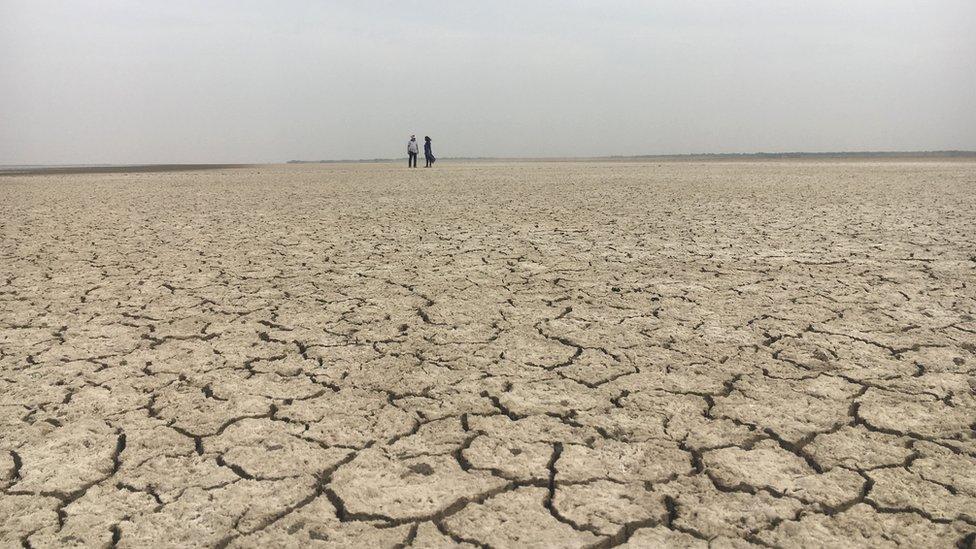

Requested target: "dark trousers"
[
  {"left": 425, "top": 155, "right": 434, "bottom": 167},
  {"left": 408, "top": 152, "right": 417, "bottom": 167}
]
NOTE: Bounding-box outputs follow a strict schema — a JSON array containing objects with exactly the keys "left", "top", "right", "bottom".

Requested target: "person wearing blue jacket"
[{"left": 424, "top": 136, "right": 435, "bottom": 168}]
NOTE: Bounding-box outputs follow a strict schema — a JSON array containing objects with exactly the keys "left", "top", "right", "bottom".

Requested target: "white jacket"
[{"left": 407, "top": 140, "right": 419, "bottom": 154}]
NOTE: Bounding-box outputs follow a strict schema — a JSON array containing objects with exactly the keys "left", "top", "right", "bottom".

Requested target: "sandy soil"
[{"left": 1, "top": 161, "right": 975, "bottom": 548}]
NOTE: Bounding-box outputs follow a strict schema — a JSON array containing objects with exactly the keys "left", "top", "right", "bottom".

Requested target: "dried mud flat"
[{"left": 1, "top": 161, "right": 975, "bottom": 548}]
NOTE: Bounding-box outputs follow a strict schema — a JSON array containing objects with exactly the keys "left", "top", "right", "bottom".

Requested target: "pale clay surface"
[{"left": 1, "top": 161, "right": 974, "bottom": 548}]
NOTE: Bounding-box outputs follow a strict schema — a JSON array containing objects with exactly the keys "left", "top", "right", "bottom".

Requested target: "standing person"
[
  {"left": 424, "top": 136, "right": 435, "bottom": 168},
  {"left": 407, "top": 135, "right": 419, "bottom": 168}
]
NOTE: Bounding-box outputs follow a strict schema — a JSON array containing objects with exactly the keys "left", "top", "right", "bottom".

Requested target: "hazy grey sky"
[{"left": 2, "top": 1, "right": 974, "bottom": 164}]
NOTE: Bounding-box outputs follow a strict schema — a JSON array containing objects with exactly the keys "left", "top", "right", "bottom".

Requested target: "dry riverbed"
[{"left": 1, "top": 161, "right": 975, "bottom": 547}]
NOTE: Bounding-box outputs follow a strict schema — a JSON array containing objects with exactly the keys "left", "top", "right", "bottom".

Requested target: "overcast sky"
[{"left": 1, "top": 1, "right": 974, "bottom": 164}]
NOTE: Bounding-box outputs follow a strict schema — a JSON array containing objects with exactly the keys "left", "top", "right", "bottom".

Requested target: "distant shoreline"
[
  {"left": 0, "top": 164, "right": 250, "bottom": 176},
  {"left": 2, "top": 151, "right": 974, "bottom": 176},
  {"left": 288, "top": 150, "right": 976, "bottom": 164}
]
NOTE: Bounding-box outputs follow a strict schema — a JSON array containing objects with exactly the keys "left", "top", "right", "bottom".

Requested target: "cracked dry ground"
[{"left": 1, "top": 160, "right": 975, "bottom": 549}]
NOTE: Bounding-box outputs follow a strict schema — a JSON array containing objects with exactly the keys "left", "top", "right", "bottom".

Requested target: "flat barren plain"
[{"left": 1, "top": 161, "right": 975, "bottom": 548}]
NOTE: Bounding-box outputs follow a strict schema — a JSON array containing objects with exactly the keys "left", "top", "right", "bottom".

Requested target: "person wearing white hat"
[{"left": 407, "top": 135, "right": 419, "bottom": 168}]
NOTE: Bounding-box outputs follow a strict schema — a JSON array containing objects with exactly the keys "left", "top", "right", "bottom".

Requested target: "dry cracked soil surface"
[{"left": 1, "top": 161, "right": 975, "bottom": 548}]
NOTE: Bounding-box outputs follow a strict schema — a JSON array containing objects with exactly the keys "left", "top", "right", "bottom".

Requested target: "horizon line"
[
  {"left": 287, "top": 149, "right": 976, "bottom": 164},
  {"left": 2, "top": 150, "right": 976, "bottom": 171}
]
